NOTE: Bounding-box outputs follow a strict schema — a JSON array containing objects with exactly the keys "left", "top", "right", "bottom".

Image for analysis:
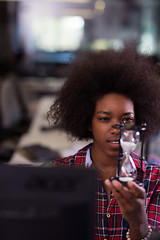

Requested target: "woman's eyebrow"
[
  {"left": 122, "top": 112, "right": 135, "bottom": 116},
  {"left": 96, "top": 111, "right": 134, "bottom": 115},
  {"left": 96, "top": 111, "right": 111, "bottom": 114}
]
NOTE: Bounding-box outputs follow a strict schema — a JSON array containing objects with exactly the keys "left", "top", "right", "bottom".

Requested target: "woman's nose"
[
  {"left": 111, "top": 123, "right": 120, "bottom": 134},
  {"left": 112, "top": 124, "right": 120, "bottom": 129}
]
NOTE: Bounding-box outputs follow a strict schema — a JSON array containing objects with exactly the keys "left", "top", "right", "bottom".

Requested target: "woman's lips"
[{"left": 107, "top": 140, "right": 120, "bottom": 148}]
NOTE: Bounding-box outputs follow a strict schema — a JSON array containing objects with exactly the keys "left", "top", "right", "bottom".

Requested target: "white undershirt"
[{"left": 85, "top": 148, "right": 93, "bottom": 168}]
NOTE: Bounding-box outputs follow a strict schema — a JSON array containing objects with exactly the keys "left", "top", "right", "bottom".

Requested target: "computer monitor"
[{"left": 0, "top": 164, "right": 96, "bottom": 240}]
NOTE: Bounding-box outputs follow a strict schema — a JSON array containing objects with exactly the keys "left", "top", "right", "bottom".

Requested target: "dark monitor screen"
[{"left": 0, "top": 164, "right": 96, "bottom": 240}]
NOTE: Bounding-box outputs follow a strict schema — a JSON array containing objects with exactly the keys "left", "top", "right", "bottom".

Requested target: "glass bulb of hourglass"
[{"left": 118, "top": 128, "right": 140, "bottom": 184}]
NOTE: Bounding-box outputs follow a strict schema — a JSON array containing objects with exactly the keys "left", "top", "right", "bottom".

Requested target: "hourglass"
[{"left": 118, "top": 125, "right": 141, "bottom": 184}]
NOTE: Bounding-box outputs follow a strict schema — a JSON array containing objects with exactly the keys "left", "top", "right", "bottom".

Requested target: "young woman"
[{"left": 47, "top": 48, "right": 160, "bottom": 240}]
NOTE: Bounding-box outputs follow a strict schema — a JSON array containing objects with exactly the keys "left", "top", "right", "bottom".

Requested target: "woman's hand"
[{"left": 105, "top": 179, "right": 148, "bottom": 240}]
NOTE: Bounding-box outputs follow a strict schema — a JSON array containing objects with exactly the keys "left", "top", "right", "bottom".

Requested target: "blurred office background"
[{"left": 0, "top": 0, "right": 160, "bottom": 164}]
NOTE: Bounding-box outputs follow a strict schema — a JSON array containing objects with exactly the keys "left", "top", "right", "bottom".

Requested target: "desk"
[{"left": 10, "top": 96, "right": 91, "bottom": 165}]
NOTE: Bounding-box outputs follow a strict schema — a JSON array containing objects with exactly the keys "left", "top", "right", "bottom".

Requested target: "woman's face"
[{"left": 90, "top": 93, "right": 135, "bottom": 161}]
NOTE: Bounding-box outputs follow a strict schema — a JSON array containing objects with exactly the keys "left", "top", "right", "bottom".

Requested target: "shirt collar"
[
  {"left": 85, "top": 147, "right": 93, "bottom": 167},
  {"left": 76, "top": 143, "right": 146, "bottom": 173}
]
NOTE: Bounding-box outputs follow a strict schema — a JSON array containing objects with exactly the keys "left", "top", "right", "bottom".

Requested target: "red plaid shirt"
[{"left": 47, "top": 143, "right": 160, "bottom": 240}]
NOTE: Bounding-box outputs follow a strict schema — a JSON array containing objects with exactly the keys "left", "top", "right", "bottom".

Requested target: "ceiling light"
[
  {"left": 62, "top": 16, "right": 85, "bottom": 29},
  {"left": 95, "top": 0, "right": 105, "bottom": 13}
]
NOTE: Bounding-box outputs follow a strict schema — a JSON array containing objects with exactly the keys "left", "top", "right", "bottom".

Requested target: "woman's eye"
[
  {"left": 122, "top": 117, "right": 134, "bottom": 123},
  {"left": 99, "top": 117, "right": 110, "bottom": 121}
]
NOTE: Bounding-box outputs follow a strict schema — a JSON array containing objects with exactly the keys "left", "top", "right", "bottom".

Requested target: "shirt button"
[{"left": 106, "top": 213, "right": 111, "bottom": 218}]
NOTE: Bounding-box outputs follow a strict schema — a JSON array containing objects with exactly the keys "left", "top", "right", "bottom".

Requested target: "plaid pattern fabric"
[{"left": 46, "top": 143, "right": 160, "bottom": 240}]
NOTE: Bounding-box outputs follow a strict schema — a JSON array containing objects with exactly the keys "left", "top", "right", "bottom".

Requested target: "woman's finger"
[
  {"left": 105, "top": 179, "right": 133, "bottom": 203},
  {"left": 127, "top": 181, "right": 146, "bottom": 199},
  {"left": 105, "top": 179, "right": 145, "bottom": 201}
]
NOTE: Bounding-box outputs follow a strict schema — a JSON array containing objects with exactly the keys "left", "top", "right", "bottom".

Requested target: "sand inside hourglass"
[
  {"left": 120, "top": 140, "right": 136, "bottom": 153},
  {"left": 119, "top": 140, "right": 137, "bottom": 183},
  {"left": 119, "top": 176, "right": 134, "bottom": 182}
]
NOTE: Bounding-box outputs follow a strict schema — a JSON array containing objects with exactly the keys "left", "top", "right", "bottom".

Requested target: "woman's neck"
[{"left": 90, "top": 145, "right": 118, "bottom": 170}]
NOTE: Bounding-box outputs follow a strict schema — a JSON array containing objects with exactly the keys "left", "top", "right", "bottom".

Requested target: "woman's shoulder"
[
  {"left": 42, "top": 143, "right": 92, "bottom": 167},
  {"left": 131, "top": 151, "right": 160, "bottom": 186},
  {"left": 144, "top": 161, "right": 160, "bottom": 181},
  {"left": 142, "top": 161, "right": 160, "bottom": 194},
  {"left": 131, "top": 151, "right": 160, "bottom": 171}
]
